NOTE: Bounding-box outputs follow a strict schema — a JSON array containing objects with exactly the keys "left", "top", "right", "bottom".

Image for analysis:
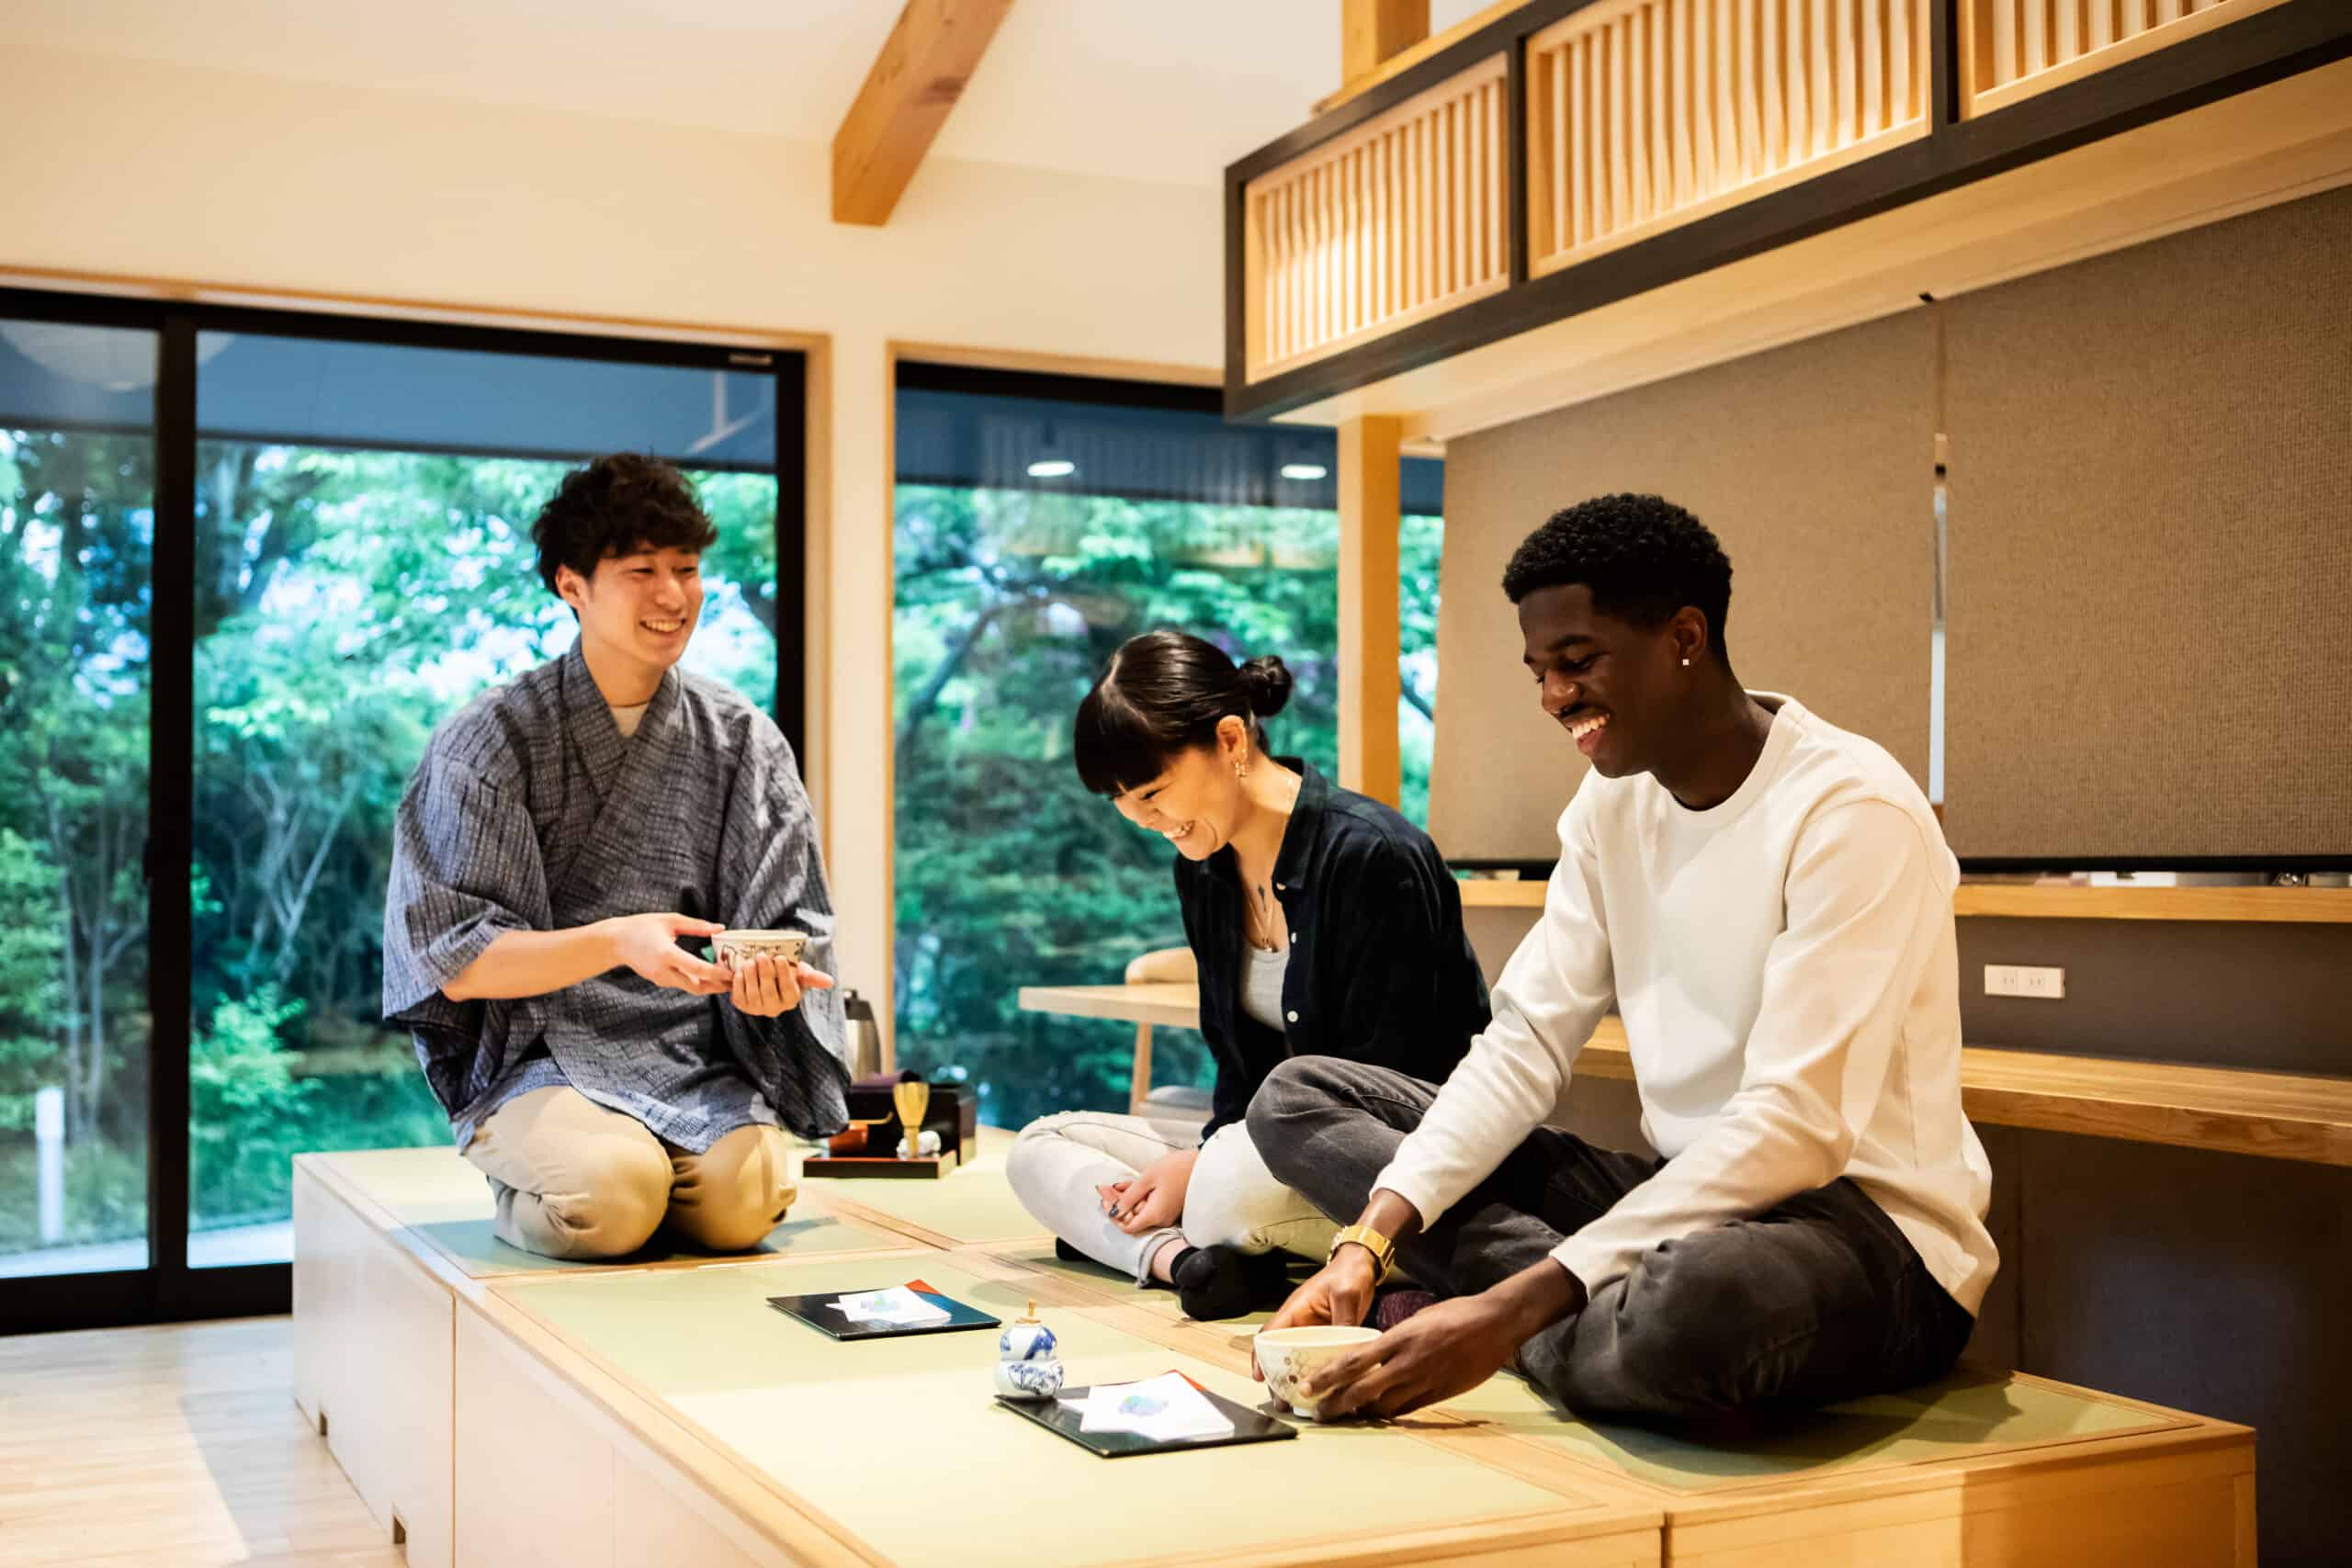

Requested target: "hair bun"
[{"left": 1238, "top": 655, "right": 1294, "bottom": 719}]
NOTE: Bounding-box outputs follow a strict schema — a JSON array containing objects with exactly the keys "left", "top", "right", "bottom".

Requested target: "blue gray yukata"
[{"left": 381, "top": 644, "right": 851, "bottom": 1154}]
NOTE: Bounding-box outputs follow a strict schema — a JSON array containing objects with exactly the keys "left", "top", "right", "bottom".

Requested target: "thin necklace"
[
  {"left": 1239, "top": 770, "right": 1300, "bottom": 952},
  {"left": 1245, "top": 881, "right": 1280, "bottom": 952}
]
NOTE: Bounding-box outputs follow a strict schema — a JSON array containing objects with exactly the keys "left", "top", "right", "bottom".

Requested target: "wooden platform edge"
[{"left": 295, "top": 1153, "right": 487, "bottom": 1301}]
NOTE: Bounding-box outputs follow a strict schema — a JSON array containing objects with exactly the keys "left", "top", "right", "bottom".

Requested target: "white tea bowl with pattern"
[
  {"left": 713, "top": 929, "right": 808, "bottom": 969},
  {"left": 1253, "top": 1325, "right": 1381, "bottom": 1420}
]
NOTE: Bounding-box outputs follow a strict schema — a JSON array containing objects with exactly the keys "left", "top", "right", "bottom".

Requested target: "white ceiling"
[{"left": 26, "top": 0, "right": 1497, "bottom": 187}]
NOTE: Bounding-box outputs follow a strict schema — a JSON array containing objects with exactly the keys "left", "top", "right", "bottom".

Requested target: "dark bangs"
[
  {"left": 1072, "top": 628, "right": 1269, "bottom": 796},
  {"left": 1073, "top": 680, "right": 1203, "bottom": 797}
]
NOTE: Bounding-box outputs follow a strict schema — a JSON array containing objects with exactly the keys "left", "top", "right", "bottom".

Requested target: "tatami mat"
[
  {"left": 491, "top": 1256, "right": 1650, "bottom": 1568},
  {"left": 1438, "top": 1366, "right": 2174, "bottom": 1493},
  {"left": 317, "top": 1146, "right": 910, "bottom": 1278},
  {"left": 797, "top": 1125, "right": 1050, "bottom": 1244}
]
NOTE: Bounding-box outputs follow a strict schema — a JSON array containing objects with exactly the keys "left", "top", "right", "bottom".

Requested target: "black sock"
[
  {"left": 1055, "top": 1236, "right": 1087, "bottom": 1263},
  {"left": 1170, "top": 1245, "right": 1289, "bottom": 1321}
]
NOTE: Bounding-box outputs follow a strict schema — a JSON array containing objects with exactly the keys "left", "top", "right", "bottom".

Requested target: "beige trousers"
[{"left": 463, "top": 1086, "right": 797, "bottom": 1260}]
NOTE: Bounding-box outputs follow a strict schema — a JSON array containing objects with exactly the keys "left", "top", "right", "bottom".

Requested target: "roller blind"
[
  {"left": 1430, "top": 312, "right": 1937, "bottom": 860},
  {"left": 1941, "top": 186, "right": 2352, "bottom": 861}
]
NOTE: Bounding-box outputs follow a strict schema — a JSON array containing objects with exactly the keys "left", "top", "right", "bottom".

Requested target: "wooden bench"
[
  {"left": 289, "top": 1145, "right": 925, "bottom": 1567},
  {"left": 976, "top": 1235, "right": 2255, "bottom": 1566},
  {"left": 294, "top": 1134, "right": 2255, "bottom": 1567}
]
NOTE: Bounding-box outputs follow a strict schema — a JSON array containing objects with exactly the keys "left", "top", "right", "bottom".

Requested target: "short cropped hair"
[
  {"left": 530, "top": 453, "right": 718, "bottom": 594},
  {"left": 1500, "top": 493, "right": 1733, "bottom": 661}
]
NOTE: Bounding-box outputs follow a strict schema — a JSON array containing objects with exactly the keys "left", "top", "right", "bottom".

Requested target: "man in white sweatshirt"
[{"left": 1249, "top": 493, "right": 1995, "bottom": 1420}]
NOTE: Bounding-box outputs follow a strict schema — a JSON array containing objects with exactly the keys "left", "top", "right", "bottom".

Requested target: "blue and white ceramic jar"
[
  {"left": 992, "top": 1357, "right": 1066, "bottom": 1400},
  {"left": 991, "top": 1302, "right": 1064, "bottom": 1400},
  {"left": 999, "top": 1319, "right": 1058, "bottom": 1363}
]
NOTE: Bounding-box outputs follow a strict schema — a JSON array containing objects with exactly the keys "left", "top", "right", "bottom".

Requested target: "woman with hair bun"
[{"left": 1005, "top": 629, "right": 1490, "bottom": 1319}]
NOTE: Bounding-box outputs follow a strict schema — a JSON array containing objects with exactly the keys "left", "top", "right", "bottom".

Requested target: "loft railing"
[
  {"left": 1960, "top": 0, "right": 2292, "bottom": 114},
  {"left": 1245, "top": 55, "right": 1512, "bottom": 380},
  {"left": 1526, "top": 0, "right": 1932, "bottom": 276},
  {"left": 1226, "top": 0, "right": 2340, "bottom": 404}
]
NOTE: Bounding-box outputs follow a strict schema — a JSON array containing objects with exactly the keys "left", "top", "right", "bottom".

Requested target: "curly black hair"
[
  {"left": 530, "top": 453, "right": 718, "bottom": 595},
  {"left": 1500, "top": 493, "right": 1734, "bottom": 661}
]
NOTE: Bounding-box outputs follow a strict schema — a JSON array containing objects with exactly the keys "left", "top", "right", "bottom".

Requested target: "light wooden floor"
[{"left": 0, "top": 1315, "right": 402, "bottom": 1568}]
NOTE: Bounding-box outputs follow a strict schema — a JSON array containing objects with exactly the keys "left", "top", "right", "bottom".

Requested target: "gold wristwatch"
[{"left": 1329, "top": 1222, "right": 1398, "bottom": 1285}]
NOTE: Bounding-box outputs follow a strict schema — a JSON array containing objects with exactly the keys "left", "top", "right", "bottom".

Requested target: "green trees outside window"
[
  {"left": 0, "top": 424, "right": 153, "bottom": 1269},
  {"left": 890, "top": 479, "right": 1442, "bottom": 1133}
]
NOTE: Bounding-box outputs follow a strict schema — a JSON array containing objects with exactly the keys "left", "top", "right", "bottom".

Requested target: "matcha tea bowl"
[{"left": 1253, "top": 1325, "right": 1382, "bottom": 1421}]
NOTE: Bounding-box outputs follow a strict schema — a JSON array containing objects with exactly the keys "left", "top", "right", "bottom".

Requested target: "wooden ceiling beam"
[
  {"left": 831, "top": 0, "right": 1014, "bottom": 227},
  {"left": 1340, "top": 0, "right": 1430, "bottom": 102}
]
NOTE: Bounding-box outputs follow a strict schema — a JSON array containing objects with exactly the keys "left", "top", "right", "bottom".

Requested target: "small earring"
[{"left": 1680, "top": 658, "right": 1690, "bottom": 668}]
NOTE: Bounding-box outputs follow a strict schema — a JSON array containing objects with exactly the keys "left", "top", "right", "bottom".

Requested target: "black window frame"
[{"left": 0, "top": 286, "right": 807, "bottom": 1334}]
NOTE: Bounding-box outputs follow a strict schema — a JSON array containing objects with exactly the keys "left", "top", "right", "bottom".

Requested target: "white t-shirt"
[
  {"left": 1374, "top": 693, "right": 1998, "bottom": 1314},
  {"left": 610, "top": 700, "right": 650, "bottom": 739}
]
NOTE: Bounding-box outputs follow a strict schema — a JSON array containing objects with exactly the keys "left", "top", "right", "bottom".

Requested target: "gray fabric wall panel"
[
  {"left": 1462, "top": 906, "right": 1541, "bottom": 989},
  {"left": 1942, "top": 186, "right": 2352, "bottom": 860},
  {"left": 1546, "top": 1076, "right": 1655, "bottom": 1162},
  {"left": 1957, "top": 918, "right": 2352, "bottom": 1075},
  {"left": 1431, "top": 311, "right": 1937, "bottom": 861}
]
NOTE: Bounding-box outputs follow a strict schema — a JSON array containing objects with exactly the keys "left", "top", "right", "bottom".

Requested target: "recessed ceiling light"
[
  {"left": 1026, "top": 458, "right": 1077, "bottom": 479},
  {"left": 1280, "top": 463, "right": 1329, "bottom": 481}
]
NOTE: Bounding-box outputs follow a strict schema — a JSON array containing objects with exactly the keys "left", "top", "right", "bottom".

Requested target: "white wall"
[{"left": 1, "top": 45, "right": 1227, "bottom": 1045}]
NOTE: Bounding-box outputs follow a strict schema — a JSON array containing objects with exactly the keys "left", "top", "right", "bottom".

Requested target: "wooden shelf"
[
  {"left": 1019, "top": 987, "right": 2352, "bottom": 1168},
  {"left": 1951, "top": 885, "right": 2352, "bottom": 923},
  {"left": 1572, "top": 1019, "right": 2352, "bottom": 1168},
  {"left": 1457, "top": 878, "right": 2352, "bottom": 922},
  {"left": 1457, "top": 878, "right": 1546, "bottom": 908}
]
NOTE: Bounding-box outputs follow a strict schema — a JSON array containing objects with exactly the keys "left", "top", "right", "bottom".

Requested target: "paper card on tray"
[
  {"left": 830, "top": 1284, "right": 952, "bottom": 1326},
  {"left": 1065, "top": 1372, "right": 1235, "bottom": 1442}
]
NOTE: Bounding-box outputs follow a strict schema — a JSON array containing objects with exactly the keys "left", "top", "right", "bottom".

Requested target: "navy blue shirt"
[{"left": 1175, "top": 762, "right": 1489, "bottom": 1141}]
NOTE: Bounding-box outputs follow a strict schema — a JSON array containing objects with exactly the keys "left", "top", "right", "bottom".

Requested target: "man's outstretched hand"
[
  {"left": 1296, "top": 1292, "right": 1527, "bottom": 1421},
  {"left": 1258, "top": 1249, "right": 1380, "bottom": 1348},
  {"left": 1264, "top": 1258, "right": 1589, "bottom": 1422},
  {"left": 728, "top": 954, "right": 835, "bottom": 1018}
]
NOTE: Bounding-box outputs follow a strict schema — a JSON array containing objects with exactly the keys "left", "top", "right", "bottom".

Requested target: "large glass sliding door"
[
  {"left": 183, "top": 330, "right": 786, "bottom": 1269},
  {"left": 888, "top": 365, "right": 1443, "bottom": 1133},
  {"left": 0, "top": 319, "right": 156, "bottom": 1286},
  {"left": 0, "top": 293, "right": 803, "bottom": 1329}
]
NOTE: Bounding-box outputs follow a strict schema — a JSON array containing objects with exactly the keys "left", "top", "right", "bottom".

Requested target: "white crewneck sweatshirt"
[{"left": 1374, "top": 694, "right": 1997, "bottom": 1314}]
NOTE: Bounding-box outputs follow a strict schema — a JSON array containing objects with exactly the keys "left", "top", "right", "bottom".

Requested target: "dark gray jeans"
[{"left": 1249, "top": 1055, "right": 1976, "bottom": 1419}]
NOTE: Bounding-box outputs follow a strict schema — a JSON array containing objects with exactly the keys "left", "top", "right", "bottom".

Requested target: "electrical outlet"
[{"left": 1984, "top": 964, "right": 2066, "bottom": 1000}]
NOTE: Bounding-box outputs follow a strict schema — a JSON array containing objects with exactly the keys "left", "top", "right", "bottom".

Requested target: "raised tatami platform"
[{"left": 293, "top": 1136, "right": 2255, "bottom": 1568}]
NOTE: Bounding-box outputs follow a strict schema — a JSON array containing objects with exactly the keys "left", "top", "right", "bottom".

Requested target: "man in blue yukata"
[{"left": 383, "top": 454, "right": 850, "bottom": 1260}]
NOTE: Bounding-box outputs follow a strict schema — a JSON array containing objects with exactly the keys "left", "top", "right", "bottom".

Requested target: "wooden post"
[
  {"left": 1338, "top": 415, "right": 1404, "bottom": 807},
  {"left": 1343, "top": 0, "right": 1431, "bottom": 95}
]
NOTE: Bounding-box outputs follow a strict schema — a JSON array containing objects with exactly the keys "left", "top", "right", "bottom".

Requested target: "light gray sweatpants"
[{"left": 1005, "top": 1111, "right": 1339, "bottom": 1284}]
